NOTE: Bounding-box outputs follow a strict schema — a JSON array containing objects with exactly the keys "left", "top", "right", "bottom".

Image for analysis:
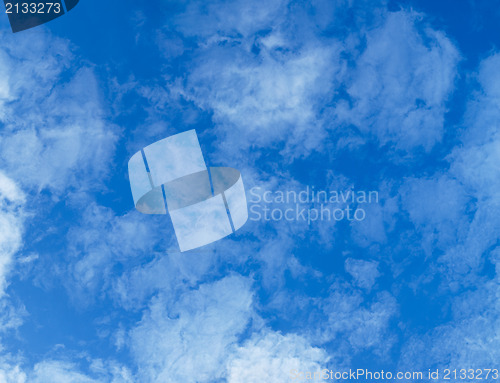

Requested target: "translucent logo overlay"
[
  {"left": 4, "top": 0, "right": 79, "bottom": 33},
  {"left": 128, "top": 130, "right": 248, "bottom": 252}
]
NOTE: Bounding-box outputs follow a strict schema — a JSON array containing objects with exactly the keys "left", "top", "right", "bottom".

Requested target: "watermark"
[
  {"left": 290, "top": 369, "right": 423, "bottom": 381},
  {"left": 289, "top": 368, "right": 499, "bottom": 381},
  {"left": 249, "top": 186, "right": 379, "bottom": 224},
  {"left": 128, "top": 130, "right": 248, "bottom": 252},
  {"left": 4, "top": 0, "right": 80, "bottom": 33}
]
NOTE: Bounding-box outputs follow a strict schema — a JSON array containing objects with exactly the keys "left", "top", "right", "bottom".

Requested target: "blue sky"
[{"left": 0, "top": 0, "right": 499, "bottom": 381}]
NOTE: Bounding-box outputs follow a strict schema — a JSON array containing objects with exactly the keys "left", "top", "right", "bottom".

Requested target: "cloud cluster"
[
  {"left": 0, "top": 0, "right": 498, "bottom": 381},
  {"left": 0, "top": 29, "right": 124, "bottom": 382},
  {"left": 397, "top": 51, "right": 500, "bottom": 367}
]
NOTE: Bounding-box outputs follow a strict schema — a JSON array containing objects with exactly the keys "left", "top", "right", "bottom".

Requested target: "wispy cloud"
[
  {"left": 0, "top": 172, "right": 25, "bottom": 297},
  {"left": 337, "top": 11, "right": 460, "bottom": 151}
]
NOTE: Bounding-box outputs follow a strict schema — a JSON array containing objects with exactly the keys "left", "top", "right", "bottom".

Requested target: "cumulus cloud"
[
  {"left": 132, "top": 0, "right": 346, "bottom": 163},
  {"left": 129, "top": 275, "right": 254, "bottom": 383},
  {"left": 126, "top": 271, "right": 331, "bottom": 383},
  {"left": 139, "top": 4, "right": 462, "bottom": 172},
  {"left": 227, "top": 331, "right": 328, "bottom": 383},
  {"left": 174, "top": 41, "right": 341, "bottom": 160}
]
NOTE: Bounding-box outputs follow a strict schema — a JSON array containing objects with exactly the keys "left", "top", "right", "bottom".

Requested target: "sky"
[{"left": 0, "top": 0, "right": 499, "bottom": 382}]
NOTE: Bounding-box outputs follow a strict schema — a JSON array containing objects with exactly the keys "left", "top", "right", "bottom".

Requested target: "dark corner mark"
[{"left": 3, "top": 0, "right": 79, "bottom": 33}]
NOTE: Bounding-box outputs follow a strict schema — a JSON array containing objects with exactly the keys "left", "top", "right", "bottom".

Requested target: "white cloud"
[
  {"left": 111, "top": 247, "right": 224, "bottom": 311},
  {"left": 31, "top": 361, "right": 99, "bottom": 383},
  {"left": 431, "top": 52, "right": 500, "bottom": 286},
  {"left": 450, "top": 53, "right": 500, "bottom": 201},
  {"left": 147, "top": 6, "right": 462, "bottom": 169},
  {"left": 0, "top": 30, "right": 133, "bottom": 383},
  {"left": 130, "top": 275, "right": 254, "bottom": 383},
  {"left": 451, "top": 138, "right": 500, "bottom": 198},
  {"left": 0, "top": 171, "right": 25, "bottom": 297},
  {"left": 174, "top": 41, "right": 341, "bottom": 160},
  {"left": 0, "top": 32, "right": 118, "bottom": 194},
  {"left": 315, "top": 287, "right": 398, "bottom": 356},
  {"left": 0, "top": 356, "right": 134, "bottom": 383},
  {"left": 398, "top": 51, "right": 500, "bottom": 370},
  {"left": 226, "top": 331, "right": 328, "bottom": 383},
  {"left": 339, "top": 11, "right": 460, "bottom": 151},
  {"left": 61, "top": 202, "right": 165, "bottom": 305},
  {"left": 126, "top": 270, "right": 330, "bottom": 383},
  {"left": 26, "top": 359, "right": 134, "bottom": 383},
  {"left": 350, "top": 198, "right": 398, "bottom": 248},
  {"left": 344, "top": 258, "right": 380, "bottom": 291},
  {"left": 400, "top": 175, "right": 470, "bottom": 256},
  {"left": 136, "top": 0, "right": 348, "bottom": 163},
  {"left": 0, "top": 358, "right": 26, "bottom": 383},
  {"left": 175, "top": 0, "right": 286, "bottom": 39},
  {"left": 0, "top": 3, "right": 487, "bottom": 381},
  {"left": 0, "top": 357, "right": 133, "bottom": 383},
  {"left": 400, "top": 248, "right": 500, "bottom": 369}
]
